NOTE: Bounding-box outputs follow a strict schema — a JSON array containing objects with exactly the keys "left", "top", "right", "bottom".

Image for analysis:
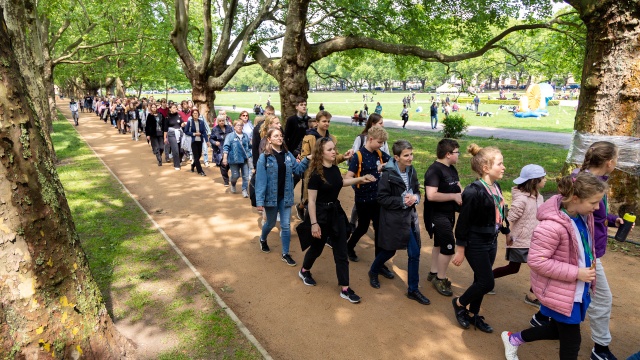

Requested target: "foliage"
[{"left": 441, "top": 113, "right": 469, "bottom": 138}]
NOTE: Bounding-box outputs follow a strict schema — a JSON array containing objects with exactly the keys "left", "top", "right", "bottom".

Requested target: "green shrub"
[{"left": 441, "top": 113, "right": 469, "bottom": 138}]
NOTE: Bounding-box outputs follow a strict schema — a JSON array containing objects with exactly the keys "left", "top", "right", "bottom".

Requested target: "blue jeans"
[
  {"left": 229, "top": 162, "right": 250, "bottom": 190},
  {"left": 370, "top": 228, "right": 420, "bottom": 292},
  {"left": 431, "top": 115, "right": 438, "bottom": 129},
  {"left": 202, "top": 141, "right": 209, "bottom": 163},
  {"left": 261, "top": 198, "right": 291, "bottom": 254}
]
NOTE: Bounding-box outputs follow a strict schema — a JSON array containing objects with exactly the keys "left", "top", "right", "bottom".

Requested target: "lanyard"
[
  {"left": 562, "top": 209, "right": 594, "bottom": 264},
  {"left": 479, "top": 179, "right": 504, "bottom": 221},
  {"left": 602, "top": 194, "right": 609, "bottom": 226}
]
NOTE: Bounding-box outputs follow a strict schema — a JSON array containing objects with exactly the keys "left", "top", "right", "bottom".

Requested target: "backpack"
[{"left": 355, "top": 149, "right": 383, "bottom": 188}]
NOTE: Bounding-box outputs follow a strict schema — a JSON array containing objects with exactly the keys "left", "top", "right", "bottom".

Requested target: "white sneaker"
[
  {"left": 242, "top": 189, "right": 248, "bottom": 198},
  {"left": 230, "top": 185, "right": 237, "bottom": 194},
  {"left": 501, "top": 331, "right": 519, "bottom": 360},
  {"left": 174, "top": 167, "right": 180, "bottom": 171}
]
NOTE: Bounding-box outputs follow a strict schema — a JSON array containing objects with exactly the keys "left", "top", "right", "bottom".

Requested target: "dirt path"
[{"left": 62, "top": 104, "right": 640, "bottom": 359}]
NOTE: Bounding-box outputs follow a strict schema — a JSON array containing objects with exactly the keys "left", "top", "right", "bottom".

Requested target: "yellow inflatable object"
[{"left": 526, "top": 84, "right": 542, "bottom": 110}]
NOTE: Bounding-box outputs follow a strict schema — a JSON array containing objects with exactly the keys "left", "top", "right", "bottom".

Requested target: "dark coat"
[
  {"left": 454, "top": 180, "right": 510, "bottom": 247},
  {"left": 377, "top": 159, "right": 422, "bottom": 251},
  {"left": 145, "top": 113, "right": 164, "bottom": 137}
]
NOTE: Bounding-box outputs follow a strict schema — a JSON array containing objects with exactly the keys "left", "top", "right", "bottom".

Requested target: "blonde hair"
[
  {"left": 367, "top": 126, "right": 388, "bottom": 142},
  {"left": 557, "top": 172, "right": 607, "bottom": 205},
  {"left": 260, "top": 115, "right": 281, "bottom": 138},
  {"left": 233, "top": 119, "right": 244, "bottom": 128},
  {"left": 467, "top": 143, "right": 502, "bottom": 176}
]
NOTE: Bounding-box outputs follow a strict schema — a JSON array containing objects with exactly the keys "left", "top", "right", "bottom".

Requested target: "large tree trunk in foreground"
[
  {"left": 190, "top": 78, "right": 216, "bottom": 125},
  {"left": 0, "top": 8, "right": 133, "bottom": 358},
  {"left": 568, "top": 0, "right": 640, "bottom": 217}
]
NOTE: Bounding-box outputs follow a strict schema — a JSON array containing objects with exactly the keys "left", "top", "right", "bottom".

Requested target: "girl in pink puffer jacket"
[{"left": 501, "top": 173, "right": 607, "bottom": 360}]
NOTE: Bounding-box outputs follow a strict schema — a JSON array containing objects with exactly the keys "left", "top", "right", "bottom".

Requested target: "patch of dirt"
[{"left": 63, "top": 104, "right": 640, "bottom": 360}]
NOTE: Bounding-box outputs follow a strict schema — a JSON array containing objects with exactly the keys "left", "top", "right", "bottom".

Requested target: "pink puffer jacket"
[
  {"left": 507, "top": 187, "right": 543, "bottom": 249},
  {"left": 529, "top": 195, "right": 596, "bottom": 317}
]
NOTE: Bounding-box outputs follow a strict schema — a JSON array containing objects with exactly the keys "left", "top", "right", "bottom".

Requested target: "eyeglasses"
[{"left": 451, "top": 151, "right": 460, "bottom": 154}]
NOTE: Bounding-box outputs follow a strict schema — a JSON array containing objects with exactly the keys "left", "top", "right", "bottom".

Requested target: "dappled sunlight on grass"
[{"left": 52, "top": 113, "right": 261, "bottom": 359}]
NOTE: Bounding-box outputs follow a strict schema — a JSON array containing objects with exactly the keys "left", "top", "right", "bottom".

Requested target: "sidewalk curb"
[{"left": 58, "top": 108, "right": 273, "bottom": 360}]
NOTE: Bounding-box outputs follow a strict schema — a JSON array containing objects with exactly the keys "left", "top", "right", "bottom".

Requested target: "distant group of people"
[{"left": 75, "top": 93, "right": 633, "bottom": 360}]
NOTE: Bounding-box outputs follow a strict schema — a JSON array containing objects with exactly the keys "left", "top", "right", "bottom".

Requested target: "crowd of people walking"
[{"left": 78, "top": 94, "right": 633, "bottom": 360}]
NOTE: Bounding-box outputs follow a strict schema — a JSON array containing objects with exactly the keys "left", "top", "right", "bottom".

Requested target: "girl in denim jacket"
[{"left": 255, "top": 128, "right": 310, "bottom": 266}]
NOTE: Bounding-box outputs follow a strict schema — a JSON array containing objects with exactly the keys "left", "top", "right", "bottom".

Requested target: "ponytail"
[
  {"left": 580, "top": 141, "right": 618, "bottom": 171},
  {"left": 557, "top": 172, "right": 607, "bottom": 205}
]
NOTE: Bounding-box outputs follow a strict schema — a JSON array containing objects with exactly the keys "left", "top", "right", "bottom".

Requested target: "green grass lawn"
[
  {"left": 326, "top": 123, "right": 568, "bottom": 203},
  {"left": 52, "top": 112, "right": 261, "bottom": 359},
  {"left": 153, "top": 91, "right": 576, "bottom": 133},
  {"left": 216, "top": 110, "right": 568, "bottom": 203}
]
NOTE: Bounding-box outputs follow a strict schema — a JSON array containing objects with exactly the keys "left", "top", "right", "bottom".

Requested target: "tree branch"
[
  {"left": 53, "top": 39, "right": 133, "bottom": 65},
  {"left": 310, "top": 22, "right": 558, "bottom": 64},
  {"left": 56, "top": 52, "right": 140, "bottom": 65},
  {"left": 49, "top": 19, "right": 71, "bottom": 50},
  {"left": 170, "top": 0, "right": 197, "bottom": 76}
]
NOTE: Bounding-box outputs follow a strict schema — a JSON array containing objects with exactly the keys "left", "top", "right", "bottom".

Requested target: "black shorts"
[{"left": 432, "top": 214, "right": 455, "bottom": 255}]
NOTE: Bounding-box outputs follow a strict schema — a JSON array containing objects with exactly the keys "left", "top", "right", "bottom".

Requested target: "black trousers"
[
  {"left": 219, "top": 163, "right": 230, "bottom": 184},
  {"left": 191, "top": 140, "right": 203, "bottom": 173},
  {"left": 459, "top": 238, "right": 497, "bottom": 314},
  {"left": 302, "top": 215, "right": 349, "bottom": 286},
  {"left": 347, "top": 201, "right": 380, "bottom": 257},
  {"left": 150, "top": 136, "right": 164, "bottom": 163},
  {"left": 521, "top": 319, "right": 581, "bottom": 360}
]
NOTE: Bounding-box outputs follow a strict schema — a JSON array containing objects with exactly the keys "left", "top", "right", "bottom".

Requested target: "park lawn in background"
[
  {"left": 216, "top": 112, "right": 566, "bottom": 203},
  {"left": 154, "top": 91, "right": 576, "bottom": 133},
  {"left": 324, "top": 123, "right": 568, "bottom": 202},
  {"left": 52, "top": 112, "right": 261, "bottom": 360}
]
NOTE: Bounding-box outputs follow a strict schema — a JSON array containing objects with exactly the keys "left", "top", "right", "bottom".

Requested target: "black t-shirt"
[
  {"left": 424, "top": 161, "right": 460, "bottom": 214},
  {"left": 308, "top": 165, "right": 343, "bottom": 203},
  {"left": 273, "top": 150, "right": 286, "bottom": 200}
]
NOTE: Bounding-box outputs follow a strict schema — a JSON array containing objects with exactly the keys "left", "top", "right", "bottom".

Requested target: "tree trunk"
[
  {"left": 420, "top": 78, "right": 426, "bottom": 91},
  {"left": 277, "top": 64, "right": 310, "bottom": 119},
  {"left": 115, "top": 77, "right": 125, "bottom": 98},
  {"left": 0, "top": 9, "right": 133, "bottom": 358},
  {"left": 569, "top": 0, "right": 640, "bottom": 216},
  {"left": 191, "top": 78, "right": 217, "bottom": 124},
  {"left": 487, "top": 74, "right": 493, "bottom": 90}
]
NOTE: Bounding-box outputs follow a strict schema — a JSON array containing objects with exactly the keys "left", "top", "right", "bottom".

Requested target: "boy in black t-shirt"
[
  {"left": 424, "top": 139, "right": 462, "bottom": 297},
  {"left": 345, "top": 127, "right": 395, "bottom": 280}
]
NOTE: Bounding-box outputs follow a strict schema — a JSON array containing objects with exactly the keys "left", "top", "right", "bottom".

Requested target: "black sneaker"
[
  {"left": 281, "top": 254, "right": 296, "bottom": 266},
  {"left": 591, "top": 347, "right": 618, "bottom": 360},
  {"left": 452, "top": 297, "right": 470, "bottom": 329},
  {"left": 324, "top": 238, "right": 333, "bottom": 248},
  {"left": 259, "top": 239, "right": 270, "bottom": 253},
  {"left": 379, "top": 266, "right": 395, "bottom": 279},
  {"left": 340, "top": 287, "right": 361, "bottom": 303},
  {"left": 368, "top": 271, "right": 380, "bottom": 289},
  {"left": 530, "top": 312, "right": 551, "bottom": 327},
  {"left": 407, "top": 290, "right": 431, "bottom": 305},
  {"left": 298, "top": 270, "right": 316, "bottom": 286},
  {"left": 295, "top": 204, "right": 305, "bottom": 220},
  {"left": 348, "top": 250, "right": 359, "bottom": 262},
  {"left": 426, "top": 271, "right": 437, "bottom": 282},
  {"left": 468, "top": 314, "right": 493, "bottom": 333}
]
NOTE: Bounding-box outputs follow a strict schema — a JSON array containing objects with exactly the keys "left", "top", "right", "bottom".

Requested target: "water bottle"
[{"left": 614, "top": 213, "right": 636, "bottom": 242}]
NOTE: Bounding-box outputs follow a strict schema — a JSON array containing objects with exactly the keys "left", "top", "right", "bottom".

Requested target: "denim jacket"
[
  {"left": 184, "top": 118, "right": 210, "bottom": 143},
  {"left": 255, "top": 152, "right": 309, "bottom": 207},
  {"left": 223, "top": 132, "right": 251, "bottom": 164}
]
